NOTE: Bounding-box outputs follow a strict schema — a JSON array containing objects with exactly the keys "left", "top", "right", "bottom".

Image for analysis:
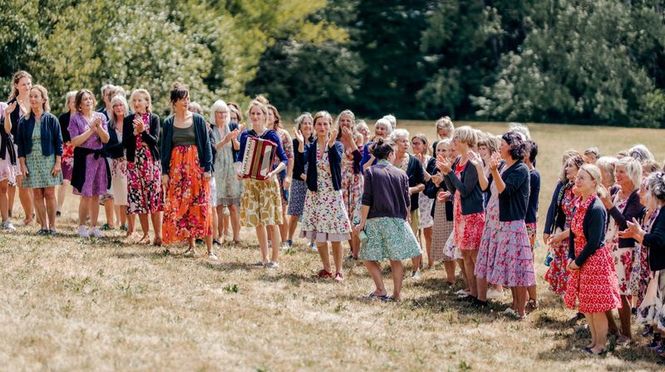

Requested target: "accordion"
[{"left": 240, "top": 136, "right": 277, "bottom": 180}]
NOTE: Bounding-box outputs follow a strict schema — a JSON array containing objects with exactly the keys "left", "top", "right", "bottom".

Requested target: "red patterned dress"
[
  {"left": 452, "top": 161, "right": 485, "bottom": 250},
  {"left": 564, "top": 196, "right": 621, "bottom": 313}
]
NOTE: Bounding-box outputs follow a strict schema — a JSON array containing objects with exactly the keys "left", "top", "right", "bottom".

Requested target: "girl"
[
  {"left": 68, "top": 89, "right": 111, "bottom": 238},
  {"left": 237, "top": 99, "right": 288, "bottom": 268},
  {"left": 210, "top": 99, "right": 243, "bottom": 244},
  {"left": 564, "top": 164, "right": 621, "bottom": 355},
  {"left": 161, "top": 83, "right": 214, "bottom": 258},
  {"left": 439, "top": 126, "right": 486, "bottom": 300},
  {"left": 298, "top": 111, "right": 351, "bottom": 281},
  {"left": 16, "top": 85, "right": 63, "bottom": 234},
  {"left": 3, "top": 71, "right": 35, "bottom": 225},
  {"left": 124, "top": 89, "right": 163, "bottom": 245},
  {"left": 286, "top": 113, "right": 313, "bottom": 247}
]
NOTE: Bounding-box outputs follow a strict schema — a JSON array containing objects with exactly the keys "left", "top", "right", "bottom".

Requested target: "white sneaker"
[
  {"left": 89, "top": 227, "right": 102, "bottom": 238},
  {"left": 78, "top": 225, "right": 90, "bottom": 238},
  {"left": 208, "top": 252, "right": 219, "bottom": 261},
  {"left": 265, "top": 261, "right": 279, "bottom": 269},
  {"left": 487, "top": 288, "right": 505, "bottom": 300},
  {"left": 455, "top": 289, "right": 471, "bottom": 297},
  {"left": 1, "top": 221, "right": 16, "bottom": 232},
  {"left": 411, "top": 270, "right": 422, "bottom": 281}
]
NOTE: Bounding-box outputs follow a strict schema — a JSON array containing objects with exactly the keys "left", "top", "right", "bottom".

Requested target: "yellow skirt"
[{"left": 241, "top": 178, "right": 283, "bottom": 227}]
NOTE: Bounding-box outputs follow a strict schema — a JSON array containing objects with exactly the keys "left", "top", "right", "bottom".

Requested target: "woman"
[
  {"left": 238, "top": 99, "right": 288, "bottom": 268},
  {"left": 564, "top": 164, "right": 621, "bottom": 355},
  {"left": 16, "top": 85, "right": 63, "bottom": 235},
  {"left": 431, "top": 116, "right": 455, "bottom": 154},
  {"left": 336, "top": 110, "right": 363, "bottom": 259},
  {"left": 268, "top": 105, "right": 293, "bottom": 246},
  {"left": 355, "top": 139, "right": 421, "bottom": 301},
  {"left": 475, "top": 132, "right": 535, "bottom": 318},
  {"left": 297, "top": 111, "right": 351, "bottom": 281},
  {"left": 524, "top": 140, "right": 540, "bottom": 311},
  {"left": 124, "top": 89, "right": 163, "bottom": 245},
  {"left": 391, "top": 129, "right": 425, "bottom": 279},
  {"left": 360, "top": 118, "right": 392, "bottom": 170},
  {"left": 68, "top": 89, "right": 111, "bottom": 238},
  {"left": 600, "top": 156, "right": 645, "bottom": 342},
  {"left": 286, "top": 112, "right": 313, "bottom": 247},
  {"left": 106, "top": 95, "right": 129, "bottom": 230},
  {"left": 544, "top": 152, "right": 584, "bottom": 296},
  {"left": 161, "top": 84, "right": 213, "bottom": 258},
  {"left": 425, "top": 139, "right": 464, "bottom": 284},
  {"left": 3, "top": 71, "right": 34, "bottom": 225},
  {"left": 623, "top": 172, "right": 665, "bottom": 351},
  {"left": 439, "top": 126, "right": 486, "bottom": 300},
  {"left": 56, "top": 91, "right": 77, "bottom": 217},
  {"left": 0, "top": 101, "right": 15, "bottom": 231},
  {"left": 412, "top": 134, "right": 434, "bottom": 268},
  {"left": 210, "top": 99, "right": 242, "bottom": 244}
]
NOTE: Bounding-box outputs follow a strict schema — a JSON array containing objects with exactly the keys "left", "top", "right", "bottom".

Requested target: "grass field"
[{"left": 1, "top": 121, "right": 664, "bottom": 371}]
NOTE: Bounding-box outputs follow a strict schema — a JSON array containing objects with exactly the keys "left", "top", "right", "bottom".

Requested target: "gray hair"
[
  {"left": 629, "top": 144, "right": 655, "bottom": 163},
  {"left": 616, "top": 156, "right": 642, "bottom": 191},
  {"left": 374, "top": 118, "right": 393, "bottom": 135},
  {"left": 382, "top": 114, "right": 397, "bottom": 130},
  {"left": 391, "top": 128, "right": 410, "bottom": 141},
  {"left": 647, "top": 171, "right": 665, "bottom": 202},
  {"left": 596, "top": 156, "right": 618, "bottom": 186},
  {"left": 508, "top": 122, "right": 531, "bottom": 140},
  {"left": 209, "top": 99, "right": 229, "bottom": 125},
  {"left": 109, "top": 95, "right": 129, "bottom": 129}
]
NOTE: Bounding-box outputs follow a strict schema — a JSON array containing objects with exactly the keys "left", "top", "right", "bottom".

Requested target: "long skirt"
[
  {"left": 476, "top": 220, "right": 536, "bottom": 287},
  {"left": 430, "top": 198, "right": 453, "bottom": 262},
  {"left": 127, "top": 142, "right": 163, "bottom": 214},
  {"left": 637, "top": 271, "right": 665, "bottom": 331},
  {"left": 287, "top": 178, "right": 307, "bottom": 217},
  {"left": 163, "top": 145, "right": 212, "bottom": 244}
]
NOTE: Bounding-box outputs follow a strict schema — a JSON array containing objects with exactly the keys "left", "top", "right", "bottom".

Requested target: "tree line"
[{"left": 2, "top": 0, "right": 664, "bottom": 127}]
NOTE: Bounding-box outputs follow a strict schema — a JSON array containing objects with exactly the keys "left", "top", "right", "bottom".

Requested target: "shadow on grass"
[
  {"left": 257, "top": 271, "right": 322, "bottom": 285},
  {"left": 199, "top": 260, "right": 258, "bottom": 272},
  {"left": 113, "top": 250, "right": 168, "bottom": 260}
]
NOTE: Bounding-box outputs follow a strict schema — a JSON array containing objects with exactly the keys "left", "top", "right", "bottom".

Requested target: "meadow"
[{"left": 0, "top": 121, "right": 664, "bottom": 371}]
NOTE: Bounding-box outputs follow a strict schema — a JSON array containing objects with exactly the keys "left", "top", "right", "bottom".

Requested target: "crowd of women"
[{"left": 1, "top": 71, "right": 665, "bottom": 358}]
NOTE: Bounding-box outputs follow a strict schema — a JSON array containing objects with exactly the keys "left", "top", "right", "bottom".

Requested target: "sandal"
[
  {"left": 316, "top": 269, "right": 333, "bottom": 279},
  {"left": 183, "top": 248, "right": 195, "bottom": 257},
  {"left": 365, "top": 291, "right": 388, "bottom": 300},
  {"left": 334, "top": 272, "right": 344, "bottom": 282}
]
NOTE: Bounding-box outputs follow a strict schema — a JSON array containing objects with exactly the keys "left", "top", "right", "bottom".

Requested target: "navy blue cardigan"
[
  {"left": 424, "top": 157, "right": 453, "bottom": 220},
  {"left": 497, "top": 160, "right": 530, "bottom": 222},
  {"left": 161, "top": 113, "right": 212, "bottom": 174},
  {"left": 544, "top": 181, "right": 570, "bottom": 234},
  {"left": 304, "top": 139, "right": 343, "bottom": 192},
  {"left": 608, "top": 189, "right": 645, "bottom": 248},
  {"left": 16, "top": 112, "right": 63, "bottom": 158},
  {"left": 443, "top": 157, "right": 484, "bottom": 215},
  {"left": 568, "top": 197, "right": 607, "bottom": 267},
  {"left": 645, "top": 208, "right": 665, "bottom": 271}
]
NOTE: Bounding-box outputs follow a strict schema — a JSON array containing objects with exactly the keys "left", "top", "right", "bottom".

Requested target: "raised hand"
[
  {"left": 468, "top": 151, "right": 483, "bottom": 167},
  {"left": 328, "top": 127, "right": 338, "bottom": 146},
  {"left": 618, "top": 218, "right": 643, "bottom": 240},
  {"left": 436, "top": 154, "right": 452, "bottom": 173},
  {"left": 5, "top": 101, "right": 17, "bottom": 114},
  {"left": 489, "top": 152, "right": 500, "bottom": 171},
  {"left": 293, "top": 126, "right": 304, "bottom": 143},
  {"left": 133, "top": 118, "right": 144, "bottom": 134}
]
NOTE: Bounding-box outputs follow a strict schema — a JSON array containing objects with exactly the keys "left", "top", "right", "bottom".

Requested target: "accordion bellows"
[{"left": 240, "top": 136, "right": 277, "bottom": 180}]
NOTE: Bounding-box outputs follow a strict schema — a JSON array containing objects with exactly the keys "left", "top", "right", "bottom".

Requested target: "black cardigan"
[
  {"left": 544, "top": 181, "right": 571, "bottom": 234},
  {"left": 497, "top": 160, "right": 530, "bottom": 222},
  {"left": 404, "top": 154, "right": 425, "bottom": 212},
  {"left": 568, "top": 197, "right": 607, "bottom": 267},
  {"left": 608, "top": 189, "right": 645, "bottom": 248},
  {"left": 645, "top": 208, "right": 665, "bottom": 271},
  {"left": 443, "top": 156, "right": 484, "bottom": 215},
  {"left": 123, "top": 113, "right": 160, "bottom": 163}
]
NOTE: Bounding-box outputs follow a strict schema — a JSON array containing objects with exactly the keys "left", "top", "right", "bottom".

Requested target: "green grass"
[{"left": 0, "top": 121, "right": 663, "bottom": 371}]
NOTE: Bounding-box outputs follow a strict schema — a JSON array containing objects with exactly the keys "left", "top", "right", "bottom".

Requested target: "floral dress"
[
  {"left": 22, "top": 119, "right": 62, "bottom": 188},
  {"left": 341, "top": 147, "right": 363, "bottom": 225},
  {"left": 608, "top": 193, "right": 634, "bottom": 295},
  {"left": 274, "top": 128, "right": 293, "bottom": 204},
  {"left": 564, "top": 196, "right": 621, "bottom": 313},
  {"left": 212, "top": 125, "right": 243, "bottom": 206},
  {"left": 300, "top": 143, "right": 351, "bottom": 242},
  {"left": 544, "top": 185, "right": 576, "bottom": 296},
  {"left": 126, "top": 113, "right": 163, "bottom": 214}
]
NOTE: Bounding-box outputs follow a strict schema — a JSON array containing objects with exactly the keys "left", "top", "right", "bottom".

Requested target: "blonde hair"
[
  {"left": 129, "top": 89, "right": 153, "bottom": 113},
  {"left": 382, "top": 114, "right": 396, "bottom": 129},
  {"left": 391, "top": 128, "right": 410, "bottom": 141},
  {"left": 580, "top": 164, "right": 603, "bottom": 197},
  {"left": 477, "top": 131, "right": 500, "bottom": 155},
  {"left": 26, "top": 85, "right": 50, "bottom": 117},
  {"left": 616, "top": 156, "right": 642, "bottom": 191},
  {"left": 452, "top": 125, "right": 477, "bottom": 148},
  {"left": 335, "top": 110, "right": 356, "bottom": 128},
  {"left": 596, "top": 156, "right": 618, "bottom": 186},
  {"left": 312, "top": 111, "right": 333, "bottom": 129},
  {"left": 584, "top": 146, "right": 600, "bottom": 157},
  {"left": 9, "top": 71, "right": 32, "bottom": 100},
  {"left": 435, "top": 116, "right": 454, "bottom": 138},
  {"left": 374, "top": 118, "right": 393, "bottom": 135}
]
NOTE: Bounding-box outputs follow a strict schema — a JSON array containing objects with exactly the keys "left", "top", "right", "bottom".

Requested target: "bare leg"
[
  {"left": 127, "top": 213, "right": 136, "bottom": 236},
  {"left": 228, "top": 205, "right": 240, "bottom": 242},
  {"left": 389, "top": 260, "right": 405, "bottom": 300},
  {"left": 462, "top": 250, "right": 478, "bottom": 297},
  {"left": 17, "top": 176, "right": 34, "bottom": 224},
  {"left": 44, "top": 187, "right": 56, "bottom": 230},
  {"left": 268, "top": 224, "right": 280, "bottom": 262},
  {"left": 212, "top": 206, "right": 219, "bottom": 241},
  {"left": 56, "top": 180, "right": 69, "bottom": 214},
  {"left": 363, "top": 261, "right": 387, "bottom": 295},
  {"left": 8, "top": 184, "right": 15, "bottom": 217},
  {"left": 476, "top": 277, "right": 488, "bottom": 302},
  {"left": 585, "top": 313, "right": 596, "bottom": 349},
  {"left": 592, "top": 312, "right": 609, "bottom": 353},
  {"left": 115, "top": 205, "right": 127, "bottom": 227},
  {"left": 443, "top": 261, "right": 456, "bottom": 284},
  {"left": 351, "top": 232, "right": 360, "bottom": 258},
  {"left": 0, "top": 180, "right": 9, "bottom": 222},
  {"left": 317, "top": 242, "right": 331, "bottom": 273},
  {"left": 138, "top": 213, "right": 150, "bottom": 240},
  {"left": 605, "top": 310, "right": 619, "bottom": 335},
  {"left": 618, "top": 295, "right": 632, "bottom": 339},
  {"left": 424, "top": 227, "right": 433, "bottom": 268},
  {"left": 32, "top": 189, "right": 47, "bottom": 230},
  {"left": 103, "top": 197, "right": 115, "bottom": 228},
  {"left": 331, "top": 241, "right": 343, "bottom": 274},
  {"left": 151, "top": 211, "right": 162, "bottom": 244},
  {"left": 78, "top": 196, "right": 90, "bottom": 227},
  {"left": 222, "top": 213, "right": 230, "bottom": 236},
  {"left": 287, "top": 215, "right": 299, "bottom": 242},
  {"left": 256, "top": 225, "right": 268, "bottom": 263},
  {"left": 89, "top": 196, "right": 100, "bottom": 227},
  {"left": 514, "top": 286, "right": 527, "bottom": 317}
]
